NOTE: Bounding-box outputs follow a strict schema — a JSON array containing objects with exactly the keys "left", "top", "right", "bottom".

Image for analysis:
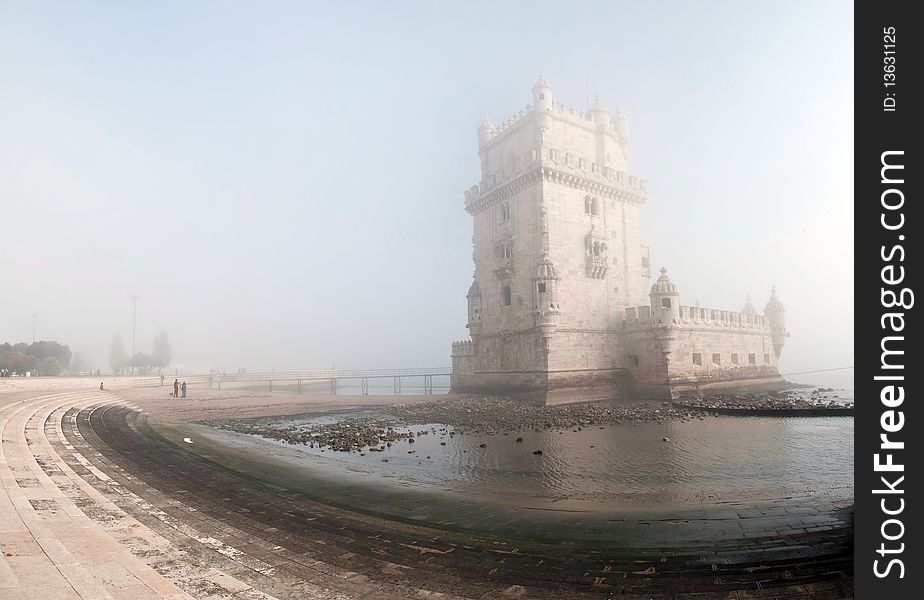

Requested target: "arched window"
[
  {"left": 590, "top": 198, "right": 599, "bottom": 216},
  {"left": 502, "top": 285, "right": 512, "bottom": 307},
  {"left": 584, "top": 196, "right": 592, "bottom": 214}
]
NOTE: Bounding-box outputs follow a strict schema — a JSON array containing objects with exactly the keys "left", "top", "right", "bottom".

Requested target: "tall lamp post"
[
  {"left": 130, "top": 295, "right": 140, "bottom": 375},
  {"left": 32, "top": 314, "right": 37, "bottom": 344}
]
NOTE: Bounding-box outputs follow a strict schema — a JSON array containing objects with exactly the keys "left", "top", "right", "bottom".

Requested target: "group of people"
[{"left": 157, "top": 374, "right": 188, "bottom": 398}]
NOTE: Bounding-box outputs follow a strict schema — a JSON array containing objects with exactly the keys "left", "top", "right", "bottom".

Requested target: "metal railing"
[{"left": 133, "top": 367, "right": 452, "bottom": 395}]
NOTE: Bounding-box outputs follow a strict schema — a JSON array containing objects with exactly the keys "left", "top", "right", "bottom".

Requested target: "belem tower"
[{"left": 450, "top": 77, "right": 789, "bottom": 402}]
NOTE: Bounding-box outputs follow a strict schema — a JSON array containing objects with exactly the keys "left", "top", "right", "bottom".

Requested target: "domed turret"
[
  {"left": 532, "top": 250, "right": 561, "bottom": 353},
  {"left": 612, "top": 108, "right": 631, "bottom": 160},
  {"left": 532, "top": 76, "right": 552, "bottom": 110},
  {"left": 477, "top": 116, "right": 495, "bottom": 146},
  {"left": 590, "top": 95, "right": 610, "bottom": 126},
  {"left": 764, "top": 287, "right": 788, "bottom": 350},
  {"left": 764, "top": 286, "right": 788, "bottom": 357},
  {"left": 742, "top": 295, "right": 756, "bottom": 315},
  {"left": 649, "top": 267, "right": 681, "bottom": 325},
  {"left": 466, "top": 278, "right": 482, "bottom": 338},
  {"left": 532, "top": 251, "right": 561, "bottom": 313}
]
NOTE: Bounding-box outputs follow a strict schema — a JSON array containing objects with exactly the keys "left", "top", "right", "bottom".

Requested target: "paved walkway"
[{"left": 0, "top": 389, "right": 282, "bottom": 600}]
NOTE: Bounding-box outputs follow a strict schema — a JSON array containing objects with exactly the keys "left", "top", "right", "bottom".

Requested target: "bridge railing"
[{"left": 133, "top": 367, "right": 452, "bottom": 388}]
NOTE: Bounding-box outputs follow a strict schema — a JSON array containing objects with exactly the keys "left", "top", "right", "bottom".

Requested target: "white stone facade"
[{"left": 451, "top": 79, "right": 788, "bottom": 401}]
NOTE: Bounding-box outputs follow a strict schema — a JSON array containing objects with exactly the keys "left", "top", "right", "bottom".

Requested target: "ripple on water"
[{"left": 248, "top": 414, "right": 854, "bottom": 510}]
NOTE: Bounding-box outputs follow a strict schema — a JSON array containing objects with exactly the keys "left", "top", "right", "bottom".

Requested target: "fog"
[{"left": 1, "top": 1, "right": 852, "bottom": 385}]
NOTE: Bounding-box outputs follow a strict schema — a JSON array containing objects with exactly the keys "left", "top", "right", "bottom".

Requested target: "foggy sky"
[{"left": 0, "top": 1, "right": 853, "bottom": 384}]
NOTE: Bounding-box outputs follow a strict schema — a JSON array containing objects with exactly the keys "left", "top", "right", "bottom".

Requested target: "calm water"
[{"left": 251, "top": 413, "right": 854, "bottom": 510}]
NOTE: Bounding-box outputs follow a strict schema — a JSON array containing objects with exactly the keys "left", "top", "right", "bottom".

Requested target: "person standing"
[
  {"left": 181, "top": 381, "right": 187, "bottom": 398},
  {"left": 173, "top": 379, "right": 179, "bottom": 398}
]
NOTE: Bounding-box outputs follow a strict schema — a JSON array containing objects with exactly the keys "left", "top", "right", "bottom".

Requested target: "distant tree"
[
  {"left": 0, "top": 351, "right": 37, "bottom": 375},
  {"left": 128, "top": 352, "right": 156, "bottom": 374},
  {"left": 152, "top": 332, "right": 172, "bottom": 369},
  {"left": 27, "top": 341, "right": 71, "bottom": 368},
  {"left": 109, "top": 335, "right": 128, "bottom": 374},
  {"left": 69, "top": 351, "right": 91, "bottom": 375},
  {"left": 36, "top": 357, "right": 63, "bottom": 376}
]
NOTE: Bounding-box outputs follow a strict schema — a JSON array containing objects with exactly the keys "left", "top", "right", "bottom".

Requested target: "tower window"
[
  {"left": 641, "top": 256, "right": 650, "bottom": 269},
  {"left": 502, "top": 286, "right": 512, "bottom": 307},
  {"left": 539, "top": 93, "right": 545, "bottom": 100},
  {"left": 628, "top": 354, "right": 639, "bottom": 367},
  {"left": 537, "top": 282, "right": 547, "bottom": 294},
  {"left": 584, "top": 196, "right": 600, "bottom": 216},
  {"left": 764, "top": 353, "right": 770, "bottom": 364},
  {"left": 748, "top": 353, "right": 757, "bottom": 365},
  {"left": 500, "top": 203, "right": 511, "bottom": 222},
  {"left": 692, "top": 353, "right": 702, "bottom": 366},
  {"left": 612, "top": 257, "right": 618, "bottom": 266},
  {"left": 661, "top": 298, "right": 671, "bottom": 308},
  {"left": 731, "top": 353, "right": 739, "bottom": 365},
  {"left": 712, "top": 353, "right": 721, "bottom": 365}
]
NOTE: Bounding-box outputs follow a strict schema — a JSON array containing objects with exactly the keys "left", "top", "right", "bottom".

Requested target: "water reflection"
[{"left": 257, "top": 414, "right": 854, "bottom": 511}]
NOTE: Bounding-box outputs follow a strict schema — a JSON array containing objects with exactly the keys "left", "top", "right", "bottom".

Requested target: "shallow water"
[{"left": 248, "top": 412, "right": 854, "bottom": 510}]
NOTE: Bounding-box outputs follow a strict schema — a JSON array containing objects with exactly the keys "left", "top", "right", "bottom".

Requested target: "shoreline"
[{"left": 1, "top": 380, "right": 856, "bottom": 598}]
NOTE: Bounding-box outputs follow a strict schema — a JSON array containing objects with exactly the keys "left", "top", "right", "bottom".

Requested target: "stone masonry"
[{"left": 450, "top": 78, "right": 788, "bottom": 402}]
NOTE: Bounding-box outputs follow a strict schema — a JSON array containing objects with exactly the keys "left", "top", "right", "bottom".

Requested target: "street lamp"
[
  {"left": 130, "top": 295, "right": 140, "bottom": 375},
  {"left": 32, "top": 314, "right": 37, "bottom": 344}
]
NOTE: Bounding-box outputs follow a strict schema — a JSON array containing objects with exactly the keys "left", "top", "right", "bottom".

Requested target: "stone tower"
[
  {"left": 453, "top": 78, "right": 651, "bottom": 399},
  {"left": 451, "top": 78, "right": 787, "bottom": 402}
]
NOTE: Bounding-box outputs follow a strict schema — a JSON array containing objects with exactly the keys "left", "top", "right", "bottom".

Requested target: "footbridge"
[{"left": 133, "top": 367, "right": 453, "bottom": 395}]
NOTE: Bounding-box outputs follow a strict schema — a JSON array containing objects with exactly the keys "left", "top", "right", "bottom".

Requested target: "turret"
[
  {"left": 477, "top": 116, "right": 495, "bottom": 147},
  {"left": 764, "top": 286, "right": 788, "bottom": 357},
  {"left": 742, "top": 295, "right": 756, "bottom": 315},
  {"left": 649, "top": 267, "right": 680, "bottom": 325},
  {"left": 590, "top": 95, "right": 610, "bottom": 126},
  {"left": 613, "top": 108, "right": 630, "bottom": 159},
  {"left": 532, "top": 251, "right": 561, "bottom": 353},
  {"left": 466, "top": 279, "right": 482, "bottom": 338},
  {"left": 532, "top": 76, "right": 552, "bottom": 111}
]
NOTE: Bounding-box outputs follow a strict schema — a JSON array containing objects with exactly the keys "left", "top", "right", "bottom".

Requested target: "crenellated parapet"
[
  {"left": 677, "top": 306, "right": 771, "bottom": 330},
  {"left": 479, "top": 104, "right": 536, "bottom": 142},
  {"left": 622, "top": 304, "right": 771, "bottom": 332},
  {"left": 464, "top": 160, "right": 646, "bottom": 213},
  {"left": 451, "top": 340, "right": 474, "bottom": 357},
  {"left": 478, "top": 97, "right": 629, "bottom": 148}
]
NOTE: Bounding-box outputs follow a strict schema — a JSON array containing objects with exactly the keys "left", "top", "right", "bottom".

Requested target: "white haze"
[{"left": 0, "top": 1, "right": 853, "bottom": 387}]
